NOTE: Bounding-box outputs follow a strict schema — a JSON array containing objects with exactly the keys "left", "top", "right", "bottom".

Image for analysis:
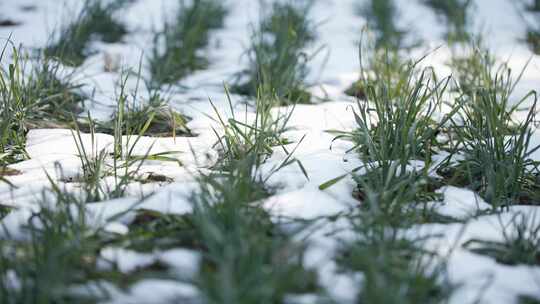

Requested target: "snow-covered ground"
[{"left": 1, "top": 0, "right": 540, "bottom": 303}]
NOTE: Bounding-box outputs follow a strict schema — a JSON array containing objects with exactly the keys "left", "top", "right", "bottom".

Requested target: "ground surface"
[{"left": 1, "top": 0, "right": 540, "bottom": 303}]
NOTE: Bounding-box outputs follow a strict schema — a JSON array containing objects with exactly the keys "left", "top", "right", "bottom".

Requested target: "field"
[{"left": 1, "top": 0, "right": 540, "bottom": 303}]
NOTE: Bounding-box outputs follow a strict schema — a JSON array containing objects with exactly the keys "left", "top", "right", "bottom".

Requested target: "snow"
[
  {"left": 433, "top": 186, "right": 492, "bottom": 220},
  {"left": 104, "top": 279, "right": 199, "bottom": 304},
  {"left": 1, "top": 0, "right": 540, "bottom": 303}
]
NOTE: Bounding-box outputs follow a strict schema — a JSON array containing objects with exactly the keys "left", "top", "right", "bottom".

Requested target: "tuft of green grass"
[
  {"left": 232, "top": 1, "right": 316, "bottom": 104},
  {"left": 189, "top": 156, "right": 320, "bottom": 303},
  {"left": 105, "top": 80, "right": 316, "bottom": 302},
  {"left": 520, "top": 295, "right": 540, "bottom": 304},
  {"left": 149, "top": 0, "right": 226, "bottom": 86},
  {"left": 346, "top": 0, "right": 420, "bottom": 99},
  {"left": 0, "top": 45, "right": 36, "bottom": 165},
  {"left": 70, "top": 74, "right": 183, "bottom": 203},
  {"left": 352, "top": 165, "right": 445, "bottom": 227},
  {"left": 0, "top": 178, "right": 177, "bottom": 303},
  {"left": 0, "top": 189, "right": 107, "bottom": 303},
  {"left": 110, "top": 209, "right": 201, "bottom": 252},
  {"left": 0, "top": 83, "right": 191, "bottom": 298},
  {"left": 23, "top": 57, "right": 86, "bottom": 128},
  {"left": 325, "top": 50, "right": 462, "bottom": 225},
  {"left": 341, "top": 55, "right": 455, "bottom": 166},
  {"left": 45, "top": 0, "right": 131, "bottom": 66},
  {"left": 440, "top": 52, "right": 540, "bottom": 207},
  {"left": 91, "top": 91, "right": 193, "bottom": 137},
  {"left": 336, "top": 214, "right": 455, "bottom": 304},
  {"left": 211, "top": 87, "right": 295, "bottom": 166},
  {"left": 212, "top": 86, "right": 309, "bottom": 182},
  {"left": 105, "top": 120, "right": 317, "bottom": 303},
  {"left": 357, "top": 0, "right": 411, "bottom": 50},
  {"left": 422, "top": 0, "right": 474, "bottom": 43},
  {"left": 345, "top": 48, "right": 406, "bottom": 99},
  {"left": 463, "top": 212, "right": 540, "bottom": 266},
  {"left": 446, "top": 40, "right": 498, "bottom": 96},
  {"left": 0, "top": 44, "right": 86, "bottom": 166},
  {"left": 71, "top": 118, "right": 122, "bottom": 203},
  {"left": 105, "top": 148, "right": 276, "bottom": 258}
]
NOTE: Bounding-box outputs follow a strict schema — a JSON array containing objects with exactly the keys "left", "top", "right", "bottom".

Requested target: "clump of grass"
[
  {"left": 520, "top": 295, "right": 540, "bottom": 304},
  {"left": 211, "top": 87, "right": 297, "bottom": 168},
  {"left": 333, "top": 86, "right": 459, "bottom": 294},
  {"left": 232, "top": 1, "right": 316, "bottom": 104},
  {"left": 106, "top": 81, "right": 316, "bottom": 301},
  {"left": 70, "top": 120, "right": 175, "bottom": 203},
  {"left": 345, "top": 48, "right": 406, "bottom": 99},
  {"left": 0, "top": 178, "right": 177, "bottom": 302},
  {"left": 105, "top": 125, "right": 317, "bottom": 303},
  {"left": 71, "top": 75, "right": 183, "bottom": 202},
  {"left": 193, "top": 217, "right": 319, "bottom": 301},
  {"left": 93, "top": 91, "right": 193, "bottom": 137},
  {"left": 440, "top": 52, "right": 540, "bottom": 207},
  {"left": 0, "top": 189, "right": 107, "bottom": 303},
  {"left": 0, "top": 45, "right": 86, "bottom": 166},
  {"left": 1, "top": 120, "right": 186, "bottom": 297},
  {"left": 111, "top": 209, "right": 201, "bottom": 252},
  {"left": 344, "top": 58, "right": 454, "bottom": 165},
  {"left": 446, "top": 40, "right": 497, "bottom": 95},
  {"left": 149, "top": 0, "right": 226, "bottom": 86},
  {"left": 189, "top": 156, "right": 319, "bottom": 303},
  {"left": 45, "top": 0, "right": 130, "bottom": 66},
  {"left": 422, "top": 0, "right": 474, "bottom": 43},
  {"left": 71, "top": 121, "right": 117, "bottom": 202},
  {"left": 336, "top": 214, "right": 455, "bottom": 304},
  {"left": 0, "top": 46, "right": 35, "bottom": 165},
  {"left": 23, "top": 58, "right": 86, "bottom": 128},
  {"left": 353, "top": 165, "right": 446, "bottom": 227},
  {"left": 346, "top": 0, "right": 420, "bottom": 99},
  {"left": 357, "top": 0, "right": 410, "bottom": 50},
  {"left": 463, "top": 212, "right": 540, "bottom": 266},
  {"left": 105, "top": 127, "right": 279, "bottom": 254},
  {"left": 325, "top": 51, "right": 461, "bottom": 225},
  {"left": 117, "top": 159, "right": 316, "bottom": 300}
]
